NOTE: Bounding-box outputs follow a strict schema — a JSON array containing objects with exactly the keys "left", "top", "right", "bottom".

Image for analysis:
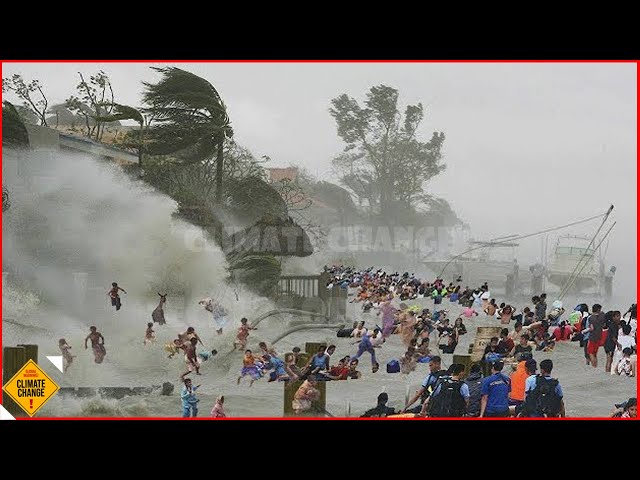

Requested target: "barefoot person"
[
  {"left": 58, "top": 338, "right": 76, "bottom": 372},
  {"left": 164, "top": 339, "right": 182, "bottom": 359},
  {"left": 107, "top": 282, "right": 127, "bottom": 311},
  {"left": 84, "top": 326, "right": 106, "bottom": 364},
  {"left": 199, "top": 297, "right": 229, "bottom": 335},
  {"left": 211, "top": 395, "right": 226, "bottom": 418},
  {"left": 234, "top": 318, "right": 256, "bottom": 350},
  {"left": 144, "top": 322, "right": 155, "bottom": 345},
  {"left": 178, "top": 327, "right": 205, "bottom": 347},
  {"left": 181, "top": 338, "right": 201, "bottom": 380},
  {"left": 237, "top": 350, "right": 263, "bottom": 387},
  {"left": 198, "top": 349, "right": 218, "bottom": 364},
  {"left": 292, "top": 376, "right": 321, "bottom": 415}
]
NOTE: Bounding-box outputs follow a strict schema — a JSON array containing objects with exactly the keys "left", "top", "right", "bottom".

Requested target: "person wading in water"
[{"left": 108, "top": 282, "right": 127, "bottom": 311}]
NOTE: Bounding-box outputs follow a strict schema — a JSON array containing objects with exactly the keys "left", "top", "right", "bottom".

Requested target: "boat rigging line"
[
  {"left": 556, "top": 204, "right": 613, "bottom": 299},
  {"left": 436, "top": 206, "right": 613, "bottom": 280},
  {"left": 558, "top": 220, "right": 616, "bottom": 301}
]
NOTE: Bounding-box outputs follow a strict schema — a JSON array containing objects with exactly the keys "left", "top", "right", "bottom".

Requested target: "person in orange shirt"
[{"left": 509, "top": 355, "right": 536, "bottom": 416}]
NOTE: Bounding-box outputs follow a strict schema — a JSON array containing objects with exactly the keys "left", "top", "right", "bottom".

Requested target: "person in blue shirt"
[
  {"left": 301, "top": 345, "right": 330, "bottom": 380},
  {"left": 420, "top": 363, "right": 470, "bottom": 417},
  {"left": 266, "top": 354, "right": 293, "bottom": 382},
  {"left": 479, "top": 360, "right": 511, "bottom": 417},
  {"left": 197, "top": 349, "right": 218, "bottom": 364},
  {"left": 180, "top": 378, "right": 200, "bottom": 417},
  {"left": 403, "top": 356, "right": 447, "bottom": 414},
  {"left": 523, "top": 359, "right": 565, "bottom": 417},
  {"left": 351, "top": 331, "right": 380, "bottom": 373}
]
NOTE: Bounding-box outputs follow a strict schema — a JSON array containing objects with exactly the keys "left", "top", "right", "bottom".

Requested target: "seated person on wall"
[{"left": 481, "top": 337, "right": 506, "bottom": 364}]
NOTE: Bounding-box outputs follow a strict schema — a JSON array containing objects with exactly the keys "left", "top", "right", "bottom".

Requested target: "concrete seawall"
[
  {"left": 25, "top": 124, "right": 138, "bottom": 164},
  {"left": 57, "top": 383, "right": 174, "bottom": 399}
]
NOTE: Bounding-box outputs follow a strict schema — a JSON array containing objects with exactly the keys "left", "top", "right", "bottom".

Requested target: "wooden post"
[
  {"left": 16, "top": 344, "right": 38, "bottom": 364},
  {"left": 283, "top": 342, "right": 328, "bottom": 417},
  {"left": 3, "top": 346, "right": 27, "bottom": 417},
  {"left": 452, "top": 354, "right": 473, "bottom": 380},
  {"left": 470, "top": 326, "right": 503, "bottom": 362}
]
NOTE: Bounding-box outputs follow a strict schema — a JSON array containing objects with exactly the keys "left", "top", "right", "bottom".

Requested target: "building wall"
[
  {"left": 268, "top": 167, "right": 298, "bottom": 183},
  {"left": 25, "top": 124, "right": 60, "bottom": 150},
  {"left": 23, "top": 124, "right": 138, "bottom": 164}
]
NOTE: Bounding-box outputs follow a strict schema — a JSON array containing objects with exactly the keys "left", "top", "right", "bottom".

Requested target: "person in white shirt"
[
  {"left": 370, "top": 328, "right": 384, "bottom": 347},
  {"left": 615, "top": 348, "right": 635, "bottom": 377},
  {"left": 611, "top": 324, "right": 636, "bottom": 375},
  {"left": 351, "top": 321, "right": 368, "bottom": 339},
  {"left": 622, "top": 304, "right": 636, "bottom": 336},
  {"left": 480, "top": 289, "right": 491, "bottom": 310}
]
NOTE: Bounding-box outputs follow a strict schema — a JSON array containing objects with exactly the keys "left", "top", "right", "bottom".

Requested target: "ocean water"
[{"left": 2, "top": 148, "right": 636, "bottom": 418}]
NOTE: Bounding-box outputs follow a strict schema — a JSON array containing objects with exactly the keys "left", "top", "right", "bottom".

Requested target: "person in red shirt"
[
  {"left": 552, "top": 321, "right": 573, "bottom": 341},
  {"left": 498, "top": 328, "right": 515, "bottom": 357},
  {"left": 324, "top": 358, "right": 350, "bottom": 380}
]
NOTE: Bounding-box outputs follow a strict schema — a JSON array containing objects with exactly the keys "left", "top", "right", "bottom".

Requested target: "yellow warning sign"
[{"left": 2, "top": 359, "right": 59, "bottom": 417}]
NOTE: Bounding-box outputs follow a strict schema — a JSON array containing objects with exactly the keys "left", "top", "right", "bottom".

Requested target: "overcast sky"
[{"left": 2, "top": 62, "right": 636, "bottom": 299}]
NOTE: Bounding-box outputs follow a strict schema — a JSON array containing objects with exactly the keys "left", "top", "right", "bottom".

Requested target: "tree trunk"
[
  {"left": 214, "top": 138, "right": 224, "bottom": 246},
  {"left": 215, "top": 139, "right": 224, "bottom": 205},
  {"left": 138, "top": 122, "right": 145, "bottom": 173}
]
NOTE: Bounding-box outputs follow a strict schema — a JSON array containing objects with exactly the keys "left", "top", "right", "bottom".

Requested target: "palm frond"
[{"left": 142, "top": 67, "right": 233, "bottom": 160}]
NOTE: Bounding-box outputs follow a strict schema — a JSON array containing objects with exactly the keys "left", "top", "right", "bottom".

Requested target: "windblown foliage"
[
  {"left": 2, "top": 101, "right": 30, "bottom": 147},
  {"left": 142, "top": 67, "right": 232, "bottom": 163}
]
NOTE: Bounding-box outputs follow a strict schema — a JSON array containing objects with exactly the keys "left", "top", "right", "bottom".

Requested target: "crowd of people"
[
  {"left": 58, "top": 269, "right": 636, "bottom": 419},
  {"left": 317, "top": 265, "right": 637, "bottom": 418}
]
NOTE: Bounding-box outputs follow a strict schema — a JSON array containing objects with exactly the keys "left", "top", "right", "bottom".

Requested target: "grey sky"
[{"left": 3, "top": 62, "right": 636, "bottom": 299}]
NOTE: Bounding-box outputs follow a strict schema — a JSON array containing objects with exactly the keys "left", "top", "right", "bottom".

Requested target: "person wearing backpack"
[
  {"left": 521, "top": 359, "right": 565, "bottom": 418},
  {"left": 420, "top": 363, "right": 469, "bottom": 417},
  {"left": 402, "top": 356, "right": 447, "bottom": 414},
  {"left": 464, "top": 363, "right": 484, "bottom": 417}
]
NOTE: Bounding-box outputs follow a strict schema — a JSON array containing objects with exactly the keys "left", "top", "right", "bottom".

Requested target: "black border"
[{"left": 2, "top": 34, "right": 639, "bottom": 60}]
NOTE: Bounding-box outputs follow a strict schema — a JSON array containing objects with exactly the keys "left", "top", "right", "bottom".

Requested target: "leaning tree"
[{"left": 141, "top": 67, "right": 233, "bottom": 205}]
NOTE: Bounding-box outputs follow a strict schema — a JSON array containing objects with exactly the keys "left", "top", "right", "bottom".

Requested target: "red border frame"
[{"left": 1, "top": 59, "right": 638, "bottom": 420}]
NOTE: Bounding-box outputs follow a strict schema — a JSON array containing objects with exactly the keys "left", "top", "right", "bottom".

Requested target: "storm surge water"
[
  {"left": 2, "top": 147, "right": 277, "bottom": 415},
  {"left": 2, "top": 149, "right": 635, "bottom": 418}
]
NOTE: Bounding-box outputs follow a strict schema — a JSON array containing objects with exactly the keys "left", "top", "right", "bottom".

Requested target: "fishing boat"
[{"left": 544, "top": 235, "right": 613, "bottom": 295}]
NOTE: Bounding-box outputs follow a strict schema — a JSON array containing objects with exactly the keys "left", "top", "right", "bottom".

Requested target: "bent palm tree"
[{"left": 141, "top": 67, "right": 233, "bottom": 205}]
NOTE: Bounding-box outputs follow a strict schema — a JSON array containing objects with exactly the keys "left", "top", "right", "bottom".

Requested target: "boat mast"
[{"left": 558, "top": 205, "right": 614, "bottom": 299}]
